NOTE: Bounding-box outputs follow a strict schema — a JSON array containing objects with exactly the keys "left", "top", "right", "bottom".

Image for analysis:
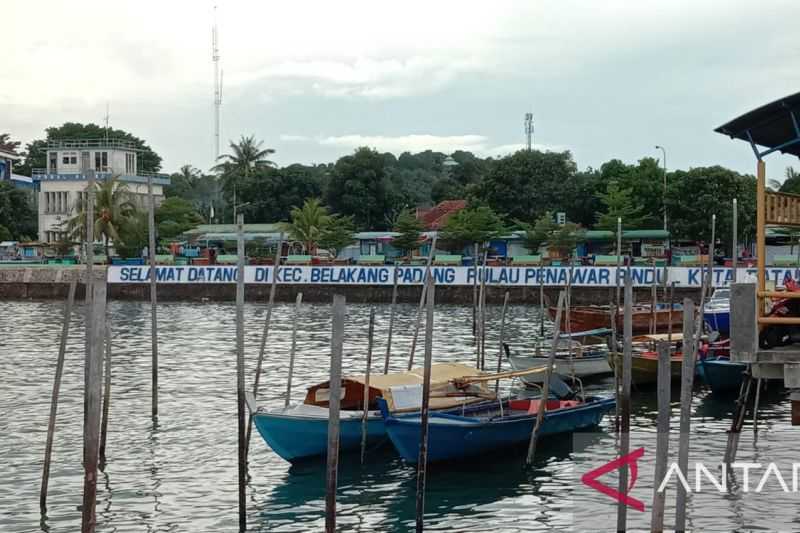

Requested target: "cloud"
[{"left": 279, "top": 134, "right": 310, "bottom": 142}]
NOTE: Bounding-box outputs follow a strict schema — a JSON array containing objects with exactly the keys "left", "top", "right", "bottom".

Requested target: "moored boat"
[
  {"left": 548, "top": 305, "right": 683, "bottom": 334},
  {"left": 703, "top": 288, "right": 731, "bottom": 335},
  {"left": 696, "top": 357, "right": 746, "bottom": 393},
  {"left": 250, "top": 363, "right": 491, "bottom": 463}
]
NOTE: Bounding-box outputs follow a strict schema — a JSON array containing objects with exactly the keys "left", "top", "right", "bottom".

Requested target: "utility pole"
[{"left": 655, "top": 145, "right": 667, "bottom": 231}]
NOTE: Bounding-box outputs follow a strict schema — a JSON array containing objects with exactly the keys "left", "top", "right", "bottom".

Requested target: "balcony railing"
[
  {"left": 32, "top": 168, "right": 169, "bottom": 180},
  {"left": 47, "top": 138, "right": 139, "bottom": 151}
]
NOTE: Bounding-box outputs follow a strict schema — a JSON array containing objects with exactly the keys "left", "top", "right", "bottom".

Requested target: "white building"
[{"left": 33, "top": 139, "right": 170, "bottom": 243}]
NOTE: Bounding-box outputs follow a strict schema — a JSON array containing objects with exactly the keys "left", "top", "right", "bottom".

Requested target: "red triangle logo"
[{"left": 581, "top": 446, "right": 646, "bottom": 512}]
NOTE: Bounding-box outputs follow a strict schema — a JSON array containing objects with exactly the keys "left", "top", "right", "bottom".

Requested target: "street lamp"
[{"left": 655, "top": 145, "right": 667, "bottom": 231}]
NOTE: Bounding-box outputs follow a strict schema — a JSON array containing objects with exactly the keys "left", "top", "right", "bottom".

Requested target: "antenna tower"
[
  {"left": 524, "top": 112, "right": 534, "bottom": 152},
  {"left": 212, "top": 6, "right": 223, "bottom": 163}
]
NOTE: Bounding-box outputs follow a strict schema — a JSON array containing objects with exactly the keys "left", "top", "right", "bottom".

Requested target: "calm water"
[{"left": 0, "top": 299, "right": 794, "bottom": 532}]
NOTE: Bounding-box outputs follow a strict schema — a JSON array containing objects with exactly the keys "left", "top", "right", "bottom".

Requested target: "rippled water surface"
[{"left": 0, "top": 299, "right": 794, "bottom": 532}]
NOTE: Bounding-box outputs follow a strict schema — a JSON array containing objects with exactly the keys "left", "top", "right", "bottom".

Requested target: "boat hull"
[
  {"left": 383, "top": 398, "right": 615, "bottom": 464},
  {"left": 697, "top": 358, "right": 746, "bottom": 393},
  {"left": 608, "top": 353, "right": 683, "bottom": 385},
  {"left": 549, "top": 306, "right": 682, "bottom": 334},
  {"left": 703, "top": 309, "right": 730, "bottom": 335},
  {"left": 508, "top": 355, "right": 612, "bottom": 381}
]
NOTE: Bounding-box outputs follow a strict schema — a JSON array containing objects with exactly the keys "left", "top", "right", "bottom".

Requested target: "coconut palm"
[
  {"left": 62, "top": 176, "right": 137, "bottom": 258},
  {"left": 284, "top": 198, "right": 331, "bottom": 254}
]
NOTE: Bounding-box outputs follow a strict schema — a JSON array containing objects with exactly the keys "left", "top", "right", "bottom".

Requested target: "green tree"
[
  {"left": 115, "top": 211, "right": 149, "bottom": 258},
  {"left": 595, "top": 181, "right": 646, "bottom": 232},
  {"left": 0, "top": 133, "right": 21, "bottom": 153},
  {"left": 391, "top": 209, "right": 424, "bottom": 258},
  {"left": 236, "top": 164, "right": 324, "bottom": 223},
  {"left": 327, "top": 147, "right": 391, "bottom": 230},
  {"left": 0, "top": 224, "right": 12, "bottom": 241},
  {"left": 213, "top": 135, "right": 276, "bottom": 218},
  {"left": 166, "top": 165, "right": 220, "bottom": 222},
  {"left": 318, "top": 215, "right": 356, "bottom": 258},
  {"left": 779, "top": 167, "right": 800, "bottom": 195},
  {"left": 17, "top": 122, "right": 162, "bottom": 175},
  {"left": 156, "top": 197, "right": 204, "bottom": 240},
  {"left": 517, "top": 211, "right": 585, "bottom": 257},
  {"left": 0, "top": 182, "right": 37, "bottom": 239},
  {"left": 284, "top": 198, "right": 331, "bottom": 253},
  {"left": 439, "top": 206, "right": 506, "bottom": 253}
]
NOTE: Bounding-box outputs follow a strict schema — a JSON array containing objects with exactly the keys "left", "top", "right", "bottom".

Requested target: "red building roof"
[{"left": 416, "top": 200, "right": 467, "bottom": 230}]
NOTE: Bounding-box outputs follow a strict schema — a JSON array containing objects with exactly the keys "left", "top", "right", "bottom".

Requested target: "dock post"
[
  {"left": 361, "top": 307, "right": 376, "bottom": 464},
  {"left": 235, "top": 215, "right": 247, "bottom": 532},
  {"left": 147, "top": 173, "right": 159, "bottom": 421},
  {"left": 415, "top": 275, "right": 436, "bottom": 532},
  {"left": 384, "top": 264, "right": 399, "bottom": 374},
  {"left": 650, "top": 259, "right": 657, "bottom": 335},
  {"left": 753, "top": 378, "right": 762, "bottom": 434},
  {"left": 616, "top": 273, "right": 633, "bottom": 532},
  {"left": 83, "top": 169, "right": 96, "bottom": 439},
  {"left": 479, "top": 248, "right": 488, "bottom": 370},
  {"left": 674, "top": 299, "right": 696, "bottom": 532},
  {"left": 473, "top": 242, "right": 479, "bottom": 337},
  {"left": 732, "top": 198, "right": 738, "bottom": 283},
  {"left": 526, "top": 291, "right": 566, "bottom": 466},
  {"left": 284, "top": 292, "right": 303, "bottom": 408},
  {"left": 650, "top": 341, "right": 671, "bottom": 533},
  {"left": 40, "top": 279, "right": 77, "bottom": 513},
  {"left": 538, "top": 264, "right": 545, "bottom": 340},
  {"left": 81, "top": 279, "right": 106, "bottom": 533},
  {"left": 247, "top": 232, "right": 284, "bottom": 454},
  {"left": 495, "top": 290, "right": 510, "bottom": 392},
  {"left": 326, "top": 294, "right": 346, "bottom": 533},
  {"left": 408, "top": 234, "right": 437, "bottom": 370},
  {"left": 99, "top": 322, "right": 112, "bottom": 469}
]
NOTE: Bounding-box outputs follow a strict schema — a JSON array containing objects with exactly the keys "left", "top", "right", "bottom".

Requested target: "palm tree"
[
  {"left": 62, "top": 176, "right": 136, "bottom": 258},
  {"left": 212, "top": 135, "right": 276, "bottom": 220},
  {"left": 284, "top": 198, "right": 331, "bottom": 254}
]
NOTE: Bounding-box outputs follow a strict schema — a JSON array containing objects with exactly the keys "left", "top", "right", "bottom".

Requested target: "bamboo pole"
[
  {"left": 235, "top": 214, "right": 247, "bottom": 532},
  {"left": 40, "top": 279, "right": 77, "bottom": 513},
  {"left": 361, "top": 307, "right": 376, "bottom": 464},
  {"left": 616, "top": 273, "right": 633, "bottom": 532},
  {"left": 384, "top": 264, "right": 399, "bottom": 374},
  {"left": 284, "top": 292, "right": 303, "bottom": 408},
  {"left": 674, "top": 299, "right": 696, "bottom": 532},
  {"left": 99, "top": 321, "right": 112, "bottom": 469},
  {"left": 147, "top": 174, "right": 159, "bottom": 421},
  {"left": 495, "top": 291, "right": 510, "bottom": 393},
  {"left": 526, "top": 291, "right": 566, "bottom": 465},
  {"left": 650, "top": 341, "right": 671, "bottom": 532},
  {"left": 326, "top": 294, "right": 346, "bottom": 533},
  {"left": 81, "top": 279, "right": 106, "bottom": 533},
  {"left": 408, "top": 234, "right": 437, "bottom": 370},
  {"left": 415, "top": 276, "right": 436, "bottom": 532}
]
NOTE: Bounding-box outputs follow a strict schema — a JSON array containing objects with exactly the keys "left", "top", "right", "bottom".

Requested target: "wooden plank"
[
  {"left": 526, "top": 291, "right": 566, "bottom": 465},
  {"left": 40, "top": 279, "right": 77, "bottom": 513},
  {"left": 650, "top": 341, "right": 671, "bottom": 532},
  {"left": 235, "top": 215, "right": 247, "bottom": 532},
  {"left": 361, "top": 307, "right": 376, "bottom": 464},
  {"left": 384, "top": 264, "right": 399, "bottom": 374},
  {"left": 616, "top": 273, "right": 633, "bottom": 532},
  {"left": 415, "top": 276, "right": 436, "bottom": 532},
  {"left": 326, "top": 294, "right": 346, "bottom": 533},
  {"left": 284, "top": 292, "right": 303, "bottom": 408},
  {"left": 495, "top": 291, "right": 510, "bottom": 392},
  {"left": 674, "top": 299, "right": 696, "bottom": 532},
  {"left": 147, "top": 174, "right": 159, "bottom": 420}
]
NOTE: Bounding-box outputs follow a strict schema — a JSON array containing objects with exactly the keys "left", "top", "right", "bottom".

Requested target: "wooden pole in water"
[
  {"left": 615, "top": 217, "right": 622, "bottom": 309},
  {"left": 565, "top": 259, "right": 574, "bottom": 382},
  {"left": 326, "top": 294, "right": 346, "bottom": 533},
  {"left": 538, "top": 263, "right": 545, "bottom": 340},
  {"left": 694, "top": 215, "right": 716, "bottom": 347},
  {"left": 99, "top": 321, "right": 112, "bottom": 469},
  {"left": 472, "top": 242, "right": 479, "bottom": 337},
  {"left": 675, "top": 298, "right": 696, "bottom": 533},
  {"left": 479, "top": 248, "right": 488, "bottom": 370},
  {"left": 81, "top": 279, "right": 106, "bottom": 533},
  {"left": 147, "top": 173, "right": 159, "bottom": 421},
  {"left": 361, "top": 307, "right": 376, "bottom": 464},
  {"left": 495, "top": 290, "right": 510, "bottom": 393},
  {"left": 415, "top": 275, "right": 436, "bottom": 532},
  {"left": 732, "top": 198, "right": 738, "bottom": 283},
  {"left": 284, "top": 292, "right": 303, "bottom": 408},
  {"left": 40, "top": 279, "right": 77, "bottom": 513},
  {"left": 616, "top": 273, "right": 633, "bottom": 532},
  {"left": 235, "top": 214, "right": 247, "bottom": 532},
  {"left": 384, "top": 264, "right": 399, "bottom": 374},
  {"left": 650, "top": 341, "right": 671, "bottom": 533},
  {"left": 408, "top": 234, "right": 437, "bottom": 370},
  {"left": 526, "top": 291, "right": 566, "bottom": 466},
  {"left": 83, "top": 169, "right": 96, "bottom": 441},
  {"left": 650, "top": 258, "right": 657, "bottom": 335}
]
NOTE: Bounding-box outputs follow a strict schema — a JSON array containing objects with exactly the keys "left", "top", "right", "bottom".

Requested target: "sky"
[{"left": 3, "top": 0, "right": 799, "bottom": 179}]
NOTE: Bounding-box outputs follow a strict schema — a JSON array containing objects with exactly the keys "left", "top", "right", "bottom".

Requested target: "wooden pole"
[
  {"left": 235, "top": 214, "right": 247, "bottom": 532},
  {"left": 246, "top": 232, "right": 284, "bottom": 453},
  {"left": 495, "top": 290, "right": 510, "bottom": 393},
  {"left": 384, "top": 264, "right": 399, "bottom": 374},
  {"left": 732, "top": 197, "right": 738, "bottom": 283},
  {"left": 99, "top": 321, "right": 112, "bottom": 469},
  {"left": 472, "top": 242, "right": 478, "bottom": 337},
  {"left": 538, "top": 264, "right": 545, "bottom": 340},
  {"left": 650, "top": 341, "right": 671, "bottom": 532},
  {"left": 361, "top": 307, "right": 376, "bottom": 464},
  {"left": 479, "top": 248, "right": 488, "bottom": 370},
  {"left": 565, "top": 259, "right": 574, "bottom": 382},
  {"left": 147, "top": 174, "right": 159, "bottom": 421},
  {"left": 615, "top": 217, "right": 622, "bottom": 309},
  {"left": 695, "top": 215, "right": 716, "bottom": 347},
  {"left": 668, "top": 282, "right": 675, "bottom": 344},
  {"left": 650, "top": 259, "right": 657, "bottom": 335},
  {"left": 526, "top": 291, "right": 566, "bottom": 465},
  {"left": 81, "top": 279, "right": 106, "bottom": 533},
  {"left": 408, "top": 234, "right": 437, "bottom": 370},
  {"left": 674, "top": 299, "right": 696, "bottom": 532},
  {"left": 326, "top": 294, "right": 346, "bottom": 533},
  {"left": 415, "top": 275, "right": 436, "bottom": 532},
  {"left": 284, "top": 292, "right": 303, "bottom": 408},
  {"left": 40, "top": 279, "right": 77, "bottom": 513},
  {"left": 83, "top": 169, "right": 95, "bottom": 442},
  {"left": 756, "top": 160, "right": 766, "bottom": 321},
  {"left": 616, "top": 273, "right": 633, "bottom": 532}
]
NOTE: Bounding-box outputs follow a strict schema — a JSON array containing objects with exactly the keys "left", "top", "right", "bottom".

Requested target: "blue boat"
[
  {"left": 380, "top": 396, "right": 616, "bottom": 464},
  {"left": 250, "top": 363, "right": 492, "bottom": 463},
  {"left": 697, "top": 357, "right": 746, "bottom": 393},
  {"left": 703, "top": 288, "right": 730, "bottom": 335}
]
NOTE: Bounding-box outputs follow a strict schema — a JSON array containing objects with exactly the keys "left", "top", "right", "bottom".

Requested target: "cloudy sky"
[{"left": 3, "top": 0, "right": 799, "bottom": 178}]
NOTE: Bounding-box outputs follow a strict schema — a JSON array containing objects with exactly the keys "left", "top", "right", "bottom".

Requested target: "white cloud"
[{"left": 279, "top": 134, "right": 310, "bottom": 142}]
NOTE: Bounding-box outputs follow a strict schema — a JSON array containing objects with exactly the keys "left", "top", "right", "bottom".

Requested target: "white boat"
[{"left": 506, "top": 341, "right": 612, "bottom": 384}]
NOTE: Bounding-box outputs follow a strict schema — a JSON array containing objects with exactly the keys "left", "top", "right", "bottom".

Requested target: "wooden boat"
[
  {"left": 249, "top": 363, "right": 491, "bottom": 463},
  {"left": 380, "top": 396, "right": 615, "bottom": 464},
  {"left": 548, "top": 305, "right": 683, "bottom": 334},
  {"left": 703, "top": 289, "right": 731, "bottom": 336},
  {"left": 507, "top": 342, "right": 612, "bottom": 382},
  {"left": 696, "top": 357, "right": 746, "bottom": 393}
]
